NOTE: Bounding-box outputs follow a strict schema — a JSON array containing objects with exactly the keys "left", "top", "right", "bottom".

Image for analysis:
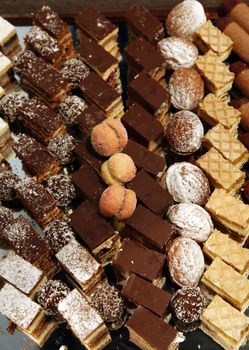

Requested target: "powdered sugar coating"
[
  {"left": 167, "top": 203, "right": 213, "bottom": 242},
  {"left": 60, "top": 59, "right": 90, "bottom": 87},
  {"left": 158, "top": 37, "right": 198, "bottom": 70},
  {"left": 58, "top": 289, "right": 103, "bottom": 342},
  {"left": 0, "top": 92, "right": 28, "bottom": 123},
  {"left": 0, "top": 283, "right": 41, "bottom": 329},
  {"left": 0, "top": 250, "right": 43, "bottom": 294},
  {"left": 168, "top": 237, "right": 205, "bottom": 287},
  {"left": 166, "top": 162, "right": 210, "bottom": 205},
  {"left": 58, "top": 95, "right": 87, "bottom": 126},
  {"left": 0, "top": 206, "right": 14, "bottom": 232},
  {"left": 166, "top": 0, "right": 206, "bottom": 40},
  {"left": 0, "top": 171, "right": 20, "bottom": 202},
  {"left": 169, "top": 68, "right": 204, "bottom": 110},
  {"left": 47, "top": 134, "right": 76, "bottom": 165},
  {"left": 166, "top": 111, "right": 203, "bottom": 155},
  {"left": 44, "top": 219, "right": 75, "bottom": 253},
  {"left": 47, "top": 174, "right": 76, "bottom": 207}
]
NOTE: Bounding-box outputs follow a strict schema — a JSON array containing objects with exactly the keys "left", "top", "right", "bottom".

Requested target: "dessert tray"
[{"left": 0, "top": 1, "right": 248, "bottom": 350}]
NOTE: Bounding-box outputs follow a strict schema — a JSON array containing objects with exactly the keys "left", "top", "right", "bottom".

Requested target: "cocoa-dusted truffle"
[
  {"left": 0, "top": 206, "right": 14, "bottom": 243},
  {"left": 99, "top": 183, "right": 137, "bottom": 221},
  {"left": 101, "top": 153, "right": 136, "bottom": 185},
  {"left": 167, "top": 237, "right": 205, "bottom": 287},
  {"left": 166, "top": 111, "right": 204, "bottom": 155},
  {"left": 166, "top": 162, "right": 210, "bottom": 205},
  {"left": 171, "top": 287, "right": 206, "bottom": 332},
  {"left": 47, "top": 134, "right": 76, "bottom": 165},
  {"left": 91, "top": 119, "right": 128, "bottom": 157},
  {"left": 166, "top": 0, "right": 206, "bottom": 40},
  {"left": 58, "top": 95, "right": 87, "bottom": 126},
  {"left": 47, "top": 174, "right": 76, "bottom": 207},
  {"left": 0, "top": 92, "right": 28, "bottom": 123},
  {"left": 37, "top": 279, "right": 70, "bottom": 315},
  {"left": 91, "top": 284, "right": 126, "bottom": 329},
  {"left": 168, "top": 68, "right": 204, "bottom": 110},
  {"left": 0, "top": 171, "right": 20, "bottom": 202},
  {"left": 44, "top": 219, "right": 75, "bottom": 253},
  {"left": 158, "top": 37, "right": 198, "bottom": 70},
  {"left": 60, "top": 58, "right": 90, "bottom": 88}
]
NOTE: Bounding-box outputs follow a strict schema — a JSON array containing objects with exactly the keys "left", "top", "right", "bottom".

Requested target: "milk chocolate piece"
[
  {"left": 112, "top": 239, "right": 165, "bottom": 285},
  {"left": 127, "top": 169, "right": 173, "bottom": 217},
  {"left": 126, "top": 5, "right": 164, "bottom": 43},
  {"left": 123, "top": 140, "right": 165, "bottom": 177},
  {"left": 121, "top": 274, "right": 171, "bottom": 317},
  {"left": 125, "top": 204, "right": 175, "bottom": 251},
  {"left": 18, "top": 97, "right": 65, "bottom": 144},
  {"left": 125, "top": 36, "right": 165, "bottom": 80},
  {"left": 72, "top": 163, "right": 105, "bottom": 205},
  {"left": 74, "top": 137, "right": 105, "bottom": 172},
  {"left": 75, "top": 104, "right": 106, "bottom": 137},
  {"left": 14, "top": 134, "right": 60, "bottom": 182},
  {"left": 122, "top": 103, "right": 164, "bottom": 151}
]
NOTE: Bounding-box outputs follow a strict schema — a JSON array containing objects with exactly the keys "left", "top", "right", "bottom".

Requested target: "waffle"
[
  {"left": 203, "top": 229, "right": 249, "bottom": 276},
  {"left": 203, "top": 124, "right": 249, "bottom": 168},
  {"left": 198, "top": 94, "right": 241, "bottom": 133},
  {"left": 194, "top": 20, "right": 233, "bottom": 61},
  {"left": 195, "top": 50, "right": 234, "bottom": 98},
  {"left": 196, "top": 147, "right": 245, "bottom": 194},
  {"left": 201, "top": 257, "right": 249, "bottom": 311},
  {"left": 205, "top": 189, "right": 249, "bottom": 244},
  {"left": 200, "top": 295, "right": 249, "bottom": 350}
]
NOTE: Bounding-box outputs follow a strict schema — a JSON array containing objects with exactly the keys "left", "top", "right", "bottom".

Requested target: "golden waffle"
[
  {"left": 194, "top": 20, "right": 233, "bottom": 61},
  {"left": 203, "top": 229, "right": 249, "bottom": 276},
  {"left": 205, "top": 189, "right": 249, "bottom": 244},
  {"left": 196, "top": 148, "right": 245, "bottom": 194},
  {"left": 195, "top": 50, "right": 234, "bottom": 98},
  {"left": 198, "top": 94, "right": 241, "bottom": 132},
  {"left": 201, "top": 257, "right": 249, "bottom": 311},
  {"left": 203, "top": 124, "right": 249, "bottom": 168},
  {"left": 200, "top": 295, "right": 249, "bottom": 350}
]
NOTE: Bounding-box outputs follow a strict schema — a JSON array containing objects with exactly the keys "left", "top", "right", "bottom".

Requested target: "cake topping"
[
  {"left": 0, "top": 92, "right": 28, "bottom": 123},
  {"left": 47, "top": 174, "right": 76, "bottom": 207},
  {"left": 58, "top": 95, "right": 87, "bottom": 126},
  {"left": 47, "top": 134, "right": 76, "bottom": 165},
  {"left": 44, "top": 219, "right": 75, "bottom": 253},
  {"left": 0, "top": 171, "right": 20, "bottom": 202}
]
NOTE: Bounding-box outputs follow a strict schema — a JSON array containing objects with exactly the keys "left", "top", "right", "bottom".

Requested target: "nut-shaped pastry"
[
  {"left": 91, "top": 119, "right": 128, "bottom": 157},
  {"left": 167, "top": 203, "right": 213, "bottom": 242},
  {"left": 166, "top": 162, "right": 210, "bottom": 205},
  {"left": 101, "top": 153, "right": 137, "bottom": 185},
  {"left": 169, "top": 68, "right": 204, "bottom": 110},
  {"left": 166, "top": 110, "right": 203, "bottom": 155},
  {"left": 167, "top": 237, "right": 205, "bottom": 287}
]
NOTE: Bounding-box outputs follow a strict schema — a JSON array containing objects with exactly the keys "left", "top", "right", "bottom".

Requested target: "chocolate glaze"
[
  {"left": 78, "top": 40, "right": 118, "bottom": 74},
  {"left": 126, "top": 306, "right": 178, "bottom": 350},
  {"left": 70, "top": 200, "right": 114, "bottom": 250},
  {"left": 76, "top": 104, "right": 106, "bottom": 136},
  {"left": 230, "top": 61, "right": 248, "bottom": 75},
  {"left": 127, "top": 169, "right": 173, "bottom": 217},
  {"left": 121, "top": 274, "right": 171, "bottom": 317},
  {"left": 74, "top": 137, "right": 105, "bottom": 172},
  {"left": 125, "top": 204, "right": 175, "bottom": 251}
]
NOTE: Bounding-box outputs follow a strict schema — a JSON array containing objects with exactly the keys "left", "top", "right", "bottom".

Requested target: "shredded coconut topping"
[
  {"left": 44, "top": 219, "right": 75, "bottom": 253},
  {"left": 0, "top": 171, "right": 20, "bottom": 202},
  {"left": 47, "top": 174, "right": 76, "bottom": 207},
  {"left": 0, "top": 92, "right": 28, "bottom": 123},
  {"left": 0, "top": 206, "right": 14, "bottom": 232},
  {"left": 47, "top": 134, "right": 76, "bottom": 165},
  {"left": 60, "top": 59, "right": 90, "bottom": 87},
  {"left": 58, "top": 95, "right": 87, "bottom": 126}
]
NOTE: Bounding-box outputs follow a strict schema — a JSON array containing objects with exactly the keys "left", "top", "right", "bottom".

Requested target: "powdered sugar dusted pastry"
[
  {"left": 158, "top": 37, "right": 198, "bottom": 70},
  {"left": 166, "top": 111, "right": 204, "bottom": 155},
  {"left": 166, "top": 0, "right": 206, "bottom": 40},
  {"left": 167, "top": 203, "right": 213, "bottom": 242},
  {"left": 167, "top": 237, "right": 205, "bottom": 287},
  {"left": 166, "top": 162, "right": 210, "bottom": 205},
  {"left": 168, "top": 68, "right": 204, "bottom": 110}
]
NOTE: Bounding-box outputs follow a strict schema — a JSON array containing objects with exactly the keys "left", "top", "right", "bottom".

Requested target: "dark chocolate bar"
[
  {"left": 75, "top": 104, "right": 106, "bottom": 137},
  {"left": 74, "top": 137, "right": 105, "bottom": 172},
  {"left": 127, "top": 169, "right": 173, "bottom": 217}
]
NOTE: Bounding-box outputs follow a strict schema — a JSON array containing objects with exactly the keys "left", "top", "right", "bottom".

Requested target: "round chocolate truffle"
[
  {"left": 167, "top": 203, "right": 213, "bottom": 242},
  {"left": 168, "top": 68, "right": 204, "bottom": 110},
  {"left": 58, "top": 95, "right": 87, "bottom": 126},
  {"left": 166, "top": 0, "right": 206, "bottom": 40},
  {"left": 91, "top": 284, "right": 126, "bottom": 329},
  {"left": 0, "top": 92, "right": 28, "bottom": 123},
  {"left": 99, "top": 183, "right": 137, "bottom": 220},
  {"left": 60, "top": 58, "right": 90, "bottom": 88},
  {"left": 0, "top": 206, "right": 14, "bottom": 232},
  {"left": 0, "top": 171, "right": 20, "bottom": 202},
  {"left": 166, "top": 111, "right": 204, "bottom": 155},
  {"left": 171, "top": 287, "right": 206, "bottom": 331},
  {"left": 91, "top": 119, "right": 128, "bottom": 157},
  {"left": 47, "top": 174, "right": 76, "bottom": 207},
  {"left": 44, "top": 219, "right": 75, "bottom": 253},
  {"left": 47, "top": 134, "right": 76, "bottom": 165},
  {"left": 166, "top": 162, "right": 210, "bottom": 205},
  {"left": 167, "top": 237, "right": 205, "bottom": 287},
  {"left": 37, "top": 280, "right": 70, "bottom": 315},
  {"left": 158, "top": 37, "right": 198, "bottom": 70},
  {"left": 101, "top": 153, "right": 136, "bottom": 185}
]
